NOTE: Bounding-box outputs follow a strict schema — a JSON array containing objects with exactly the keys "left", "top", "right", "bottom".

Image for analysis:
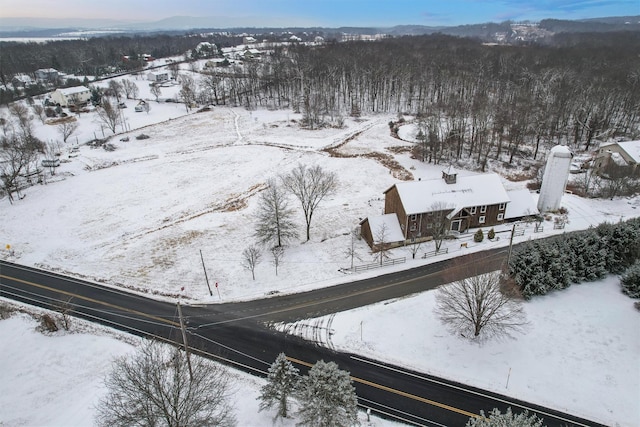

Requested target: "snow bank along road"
[{"left": 0, "top": 258, "right": 604, "bottom": 427}]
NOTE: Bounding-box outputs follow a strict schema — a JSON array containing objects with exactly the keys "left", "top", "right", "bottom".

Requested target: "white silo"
[{"left": 537, "top": 145, "right": 573, "bottom": 212}]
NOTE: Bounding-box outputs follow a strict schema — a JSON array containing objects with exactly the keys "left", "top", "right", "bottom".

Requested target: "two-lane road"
[{"left": 0, "top": 257, "right": 602, "bottom": 427}]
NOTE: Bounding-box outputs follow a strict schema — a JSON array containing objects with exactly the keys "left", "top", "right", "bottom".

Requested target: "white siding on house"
[{"left": 50, "top": 86, "right": 91, "bottom": 107}]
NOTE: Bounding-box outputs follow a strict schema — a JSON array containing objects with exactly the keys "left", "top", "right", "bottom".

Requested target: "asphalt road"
[{"left": 0, "top": 256, "right": 604, "bottom": 427}]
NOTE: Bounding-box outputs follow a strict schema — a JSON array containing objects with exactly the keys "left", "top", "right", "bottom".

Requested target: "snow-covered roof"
[
  {"left": 57, "top": 86, "right": 90, "bottom": 96},
  {"left": 549, "top": 144, "right": 573, "bottom": 158},
  {"left": 505, "top": 189, "right": 539, "bottom": 220},
  {"left": 617, "top": 140, "right": 640, "bottom": 163},
  {"left": 366, "top": 214, "right": 404, "bottom": 244},
  {"left": 389, "top": 173, "right": 510, "bottom": 216}
]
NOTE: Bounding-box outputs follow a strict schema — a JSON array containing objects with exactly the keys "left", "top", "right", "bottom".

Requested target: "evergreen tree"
[
  {"left": 466, "top": 407, "right": 545, "bottom": 427},
  {"left": 296, "top": 360, "right": 359, "bottom": 427},
  {"left": 620, "top": 262, "right": 640, "bottom": 299},
  {"left": 487, "top": 228, "right": 495, "bottom": 240},
  {"left": 474, "top": 228, "right": 484, "bottom": 242},
  {"left": 259, "top": 353, "right": 300, "bottom": 419}
]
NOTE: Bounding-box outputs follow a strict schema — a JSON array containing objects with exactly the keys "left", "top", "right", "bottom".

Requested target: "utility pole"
[
  {"left": 177, "top": 301, "right": 193, "bottom": 380},
  {"left": 508, "top": 222, "right": 518, "bottom": 266},
  {"left": 200, "top": 249, "right": 213, "bottom": 296}
]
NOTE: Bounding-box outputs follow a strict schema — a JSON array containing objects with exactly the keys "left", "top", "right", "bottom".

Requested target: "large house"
[
  {"left": 147, "top": 70, "right": 169, "bottom": 83},
  {"left": 35, "top": 68, "right": 59, "bottom": 83},
  {"left": 593, "top": 140, "right": 640, "bottom": 175},
  {"left": 50, "top": 86, "right": 91, "bottom": 107},
  {"left": 360, "top": 168, "right": 532, "bottom": 249}
]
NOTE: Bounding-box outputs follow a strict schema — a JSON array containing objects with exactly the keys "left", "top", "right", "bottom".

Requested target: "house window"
[
  {"left": 479, "top": 216, "right": 486, "bottom": 224},
  {"left": 480, "top": 205, "right": 487, "bottom": 213},
  {"left": 410, "top": 214, "right": 417, "bottom": 221},
  {"left": 426, "top": 223, "right": 433, "bottom": 229},
  {"left": 410, "top": 224, "right": 417, "bottom": 232},
  {"left": 470, "top": 206, "right": 477, "bottom": 214},
  {"left": 427, "top": 211, "right": 433, "bottom": 216},
  {"left": 499, "top": 203, "right": 506, "bottom": 211},
  {"left": 497, "top": 213, "right": 504, "bottom": 221}
]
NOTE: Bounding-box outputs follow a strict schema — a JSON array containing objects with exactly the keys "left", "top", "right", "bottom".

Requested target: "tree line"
[{"left": 508, "top": 217, "right": 640, "bottom": 299}]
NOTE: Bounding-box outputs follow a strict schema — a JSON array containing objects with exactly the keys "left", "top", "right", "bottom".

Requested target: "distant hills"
[{"left": 0, "top": 15, "right": 638, "bottom": 41}]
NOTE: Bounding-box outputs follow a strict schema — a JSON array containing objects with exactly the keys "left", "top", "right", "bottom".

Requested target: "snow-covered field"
[{"left": 1, "top": 69, "right": 639, "bottom": 426}]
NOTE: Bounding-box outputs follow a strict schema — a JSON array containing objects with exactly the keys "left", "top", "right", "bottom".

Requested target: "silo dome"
[{"left": 537, "top": 145, "right": 573, "bottom": 212}]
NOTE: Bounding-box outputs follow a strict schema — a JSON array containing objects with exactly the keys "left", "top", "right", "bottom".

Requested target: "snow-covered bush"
[
  {"left": 509, "top": 218, "right": 640, "bottom": 299},
  {"left": 620, "top": 262, "right": 640, "bottom": 299},
  {"left": 296, "top": 360, "right": 358, "bottom": 427},
  {"left": 466, "top": 407, "right": 544, "bottom": 427}
]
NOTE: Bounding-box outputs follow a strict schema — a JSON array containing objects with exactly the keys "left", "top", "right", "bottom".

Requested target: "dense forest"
[{"left": 1, "top": 31, "right": 639, "bottom": 176}]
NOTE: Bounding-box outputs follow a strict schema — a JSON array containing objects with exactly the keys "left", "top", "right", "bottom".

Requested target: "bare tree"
[
  {"left": 0, "top": 134, "right": 38, "bottom": 203},
  {"left": 32, "top": 104, "right": 46, "bottom": 124},
  {"left": 599, "top": 163, "right": 639, "bottom": 199},
  {"left": 435, "top": 271, "right": 527, "bottom": 341},
  {"left": 282, "top": 164, "right": 337, "bottom": 241},
  {"left": 56, "top": 119, "right": 78, "bottom": 143},
  {"left": 96, "top": 340, "right": 236, "bottom": 427},
  {"left": 168, "top": 61, "right": 181, "bottom": 80},
  {"left": 150, "top": 84, "right": 162, "bottom": 102},
  {"left": 372, "top": 222, "right": 391, "bottom": 266},
  {"left": 8, "top": 102, "right": 33, "bottom": 139},
  {"left": 344, "top": 228, "right": 362, "bottom": 270},
  {"left": 271, "top": 246, "right": 285, "bottom": 276},
  {"left": 430, "top": 202, "right": 453, "bottom": 252},
  {"left": 55, "top": 295, "right": 74, "bottom": 331},
  {"left": 241, "top": 245, "right": 262, "bottom": 280},
  {"left": 121, "top": 79, "right": 139, "bottom": 100},
  {"left": 408, "top": 232, "right": 422, "bottom": 259},
  {"left": 107, "top": 80, "right": 123, "bottom": 102},
  {"left": 179, "top": 75, "right": 197, "bottom": 112},
  {"left": 43, "top": 139, "right": 63, "bottom": 175},
  {"left": 96, "top": 98, "right": 121, "bottom": 134},
  {"left": 255, "top": 179, "right": 298, "bottom": 247}
]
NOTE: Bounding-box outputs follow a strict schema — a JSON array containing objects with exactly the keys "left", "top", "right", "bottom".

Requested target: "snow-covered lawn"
[
  {"left": 286, "top": 276, "right": 640, "bottom": 427},
  {"left": 1, "top": 70, "right": 639, "bottom": 426},
  {"left": 0, "top": 305, "right": 398, "bottom": 427}
]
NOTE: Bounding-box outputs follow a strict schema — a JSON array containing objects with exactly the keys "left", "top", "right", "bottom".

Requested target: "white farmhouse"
[
  {"left": 147, "top": 70, "right": 169, "bottom": 83},
  {"left": 50, "top": 86, "right": 91, "bottom": 107}
]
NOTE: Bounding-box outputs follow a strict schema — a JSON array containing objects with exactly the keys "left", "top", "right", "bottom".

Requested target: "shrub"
[
  {"left": 39, "top": 314, "right": 58, "bottom": 332},
  {"left": 488, "top": 228, "right": 496, "bottom": 240},
  {"left": 474, "top": 229, "right": 484, "bottom": 243},
  {"left": 621, "top": 262, "right": 640, "bottom": 298}
]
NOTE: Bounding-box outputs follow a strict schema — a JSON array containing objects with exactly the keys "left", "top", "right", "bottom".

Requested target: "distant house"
[
  {"left": 195, "top": 42, "right": 217, "bottom": 57},
  {"left": 11, "top": 74, "right": 34, "bottom": 88},
  {"left": 35, "top": 68, "right": 59, "bottom": 83},
  {"left": 360, "top": 169, "right": 513, "bottom": 248},
  {"left": 50, "top": 86, "right": 91, "bottom": 107},
  {"left": 242, "top": 36, "right": 257, "bottom": 44},
  {"left": 147, "top": 70, "right": 169, "bottom": 83},
  {"left": 593, "top": 140, "right": 640, "bottom": 175}
]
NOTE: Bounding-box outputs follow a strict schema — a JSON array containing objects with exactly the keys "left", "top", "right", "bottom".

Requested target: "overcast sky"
[{"left": 1, "top": 0, "right": 637, "bottom": 27}]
